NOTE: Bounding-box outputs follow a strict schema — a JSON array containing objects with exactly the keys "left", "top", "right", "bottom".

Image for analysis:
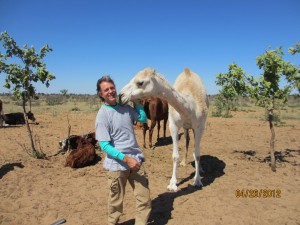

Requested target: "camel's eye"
[{"left": 136, "top": 81, "right": 144, "bottom": 87}]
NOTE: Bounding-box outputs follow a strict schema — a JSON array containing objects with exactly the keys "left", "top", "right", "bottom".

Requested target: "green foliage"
[
  {"left": 215, "top": 63, "right": 249, "bottom": 116},
  {"left": 250, "top": 47, "right": 293, "bottom": 109},
  {"left": 288, "top": 42, "right": 300, "bottom": 55},
  {"left": 216, "top": 44, "right": 299, "bottom": 112},
  {"left": 284, "top": 43, "right": 300, "bottom": 93},
  {"left": 211, "top": 94, "right": 236, "bottom": 118},
  {"left": 0, "top": 31, "right": 55, "bottom": 103},
  {"left": 264, "top": 111, "right": 281, "bottom": 126},
  {"left": 216, "top": 63, "right": 248, "bottom": 98}
]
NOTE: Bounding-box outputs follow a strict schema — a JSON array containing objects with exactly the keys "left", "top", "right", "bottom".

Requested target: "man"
[{"left": 95, "top": 76, "right": 151, "bottom": 225}]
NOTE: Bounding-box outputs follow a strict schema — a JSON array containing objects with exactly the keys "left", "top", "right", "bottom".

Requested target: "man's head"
[{"left": 96, "top": 76, "right": 117, "bottom": 105}]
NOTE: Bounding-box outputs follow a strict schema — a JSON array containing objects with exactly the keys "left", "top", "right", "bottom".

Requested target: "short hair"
[{"left": 96, "top": 75, "right": 116, "bottom": 102}]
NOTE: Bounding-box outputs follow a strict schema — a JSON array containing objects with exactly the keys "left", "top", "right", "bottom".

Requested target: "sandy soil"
[{"left": 0, "top": 111, "right": 299, "bottom": 225}]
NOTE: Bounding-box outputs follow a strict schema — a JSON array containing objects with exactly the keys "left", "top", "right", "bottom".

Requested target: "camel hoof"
[
  {"left": 193, "top": 178, "right": 203, "bottom": 187},
  {"left": 167, "top": 184, "right": 178, "bottom": 192},
  {"left": 167, "top": 180, "right": 178, "bottom": 192}
]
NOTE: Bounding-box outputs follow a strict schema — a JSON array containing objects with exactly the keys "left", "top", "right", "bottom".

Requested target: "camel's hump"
[{"left": 184, "top": 68, "right": 191, "bottom": 76}]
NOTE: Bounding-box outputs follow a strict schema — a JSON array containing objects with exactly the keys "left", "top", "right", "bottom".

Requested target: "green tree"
[
  {"left": 215, "top": 63, "right": 248, "bottom": 117},
  {"left": 286, "top": 42, "right": 300, "bottom": 92},
  {"left": 216, "top": 44, "right": 300, "bottom": 171},
  {"left": 60, "top": 88, "right": 69, "bottom": 102},
  {"left": 0, "top": 31, "right": 55, "bottom": 158},
  {"left": 288, "top": 42, "right": 300, "bottom": 55},
  {"left": 60, "top": 89, "right": 68, "bottom": 96}
]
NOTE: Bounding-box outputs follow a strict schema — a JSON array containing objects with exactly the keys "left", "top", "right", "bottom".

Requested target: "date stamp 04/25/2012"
[{"left": 235, "top": 189, "right": 281, "bottom": 198}]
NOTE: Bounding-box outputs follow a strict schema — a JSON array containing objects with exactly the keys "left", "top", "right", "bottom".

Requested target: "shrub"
[
  {"left": 71, "top": 107, "right": 80, "bottom": 111},
  {"left": 45, "top": 95, "right": 64, "bottom": 105}
]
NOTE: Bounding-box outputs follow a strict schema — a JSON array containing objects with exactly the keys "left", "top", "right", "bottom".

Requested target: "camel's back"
[{"left": 173, "top": 68, "right": 209, "bottom": 113}]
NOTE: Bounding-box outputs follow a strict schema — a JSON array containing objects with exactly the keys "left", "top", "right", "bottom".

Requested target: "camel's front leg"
[
  {"left": 149, "top": 119, "right": 156, "bottom": 149},
  {"left": 142, "top": 123, "right": 149, "bottom": 148},
  {"left": 167, "top": 120, "right": 179, "bottom": 191}
]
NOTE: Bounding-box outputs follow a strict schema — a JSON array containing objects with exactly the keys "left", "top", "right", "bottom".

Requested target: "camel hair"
[{"left": 120, "top": 67, "right": 209, "bottom": 191}]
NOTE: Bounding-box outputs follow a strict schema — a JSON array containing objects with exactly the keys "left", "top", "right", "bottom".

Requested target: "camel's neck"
[{"left": 155, "top": 77, "right": 191, "bottom": 118}]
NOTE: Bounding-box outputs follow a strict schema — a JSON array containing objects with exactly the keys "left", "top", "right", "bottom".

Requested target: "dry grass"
[{"left": 1, "top": 94, "right": 299, "bottom": 122}]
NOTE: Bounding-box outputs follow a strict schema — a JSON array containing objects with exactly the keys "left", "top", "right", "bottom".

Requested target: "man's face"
[{"left": 100, "top": 81, "right": 117, "bottom": 105}]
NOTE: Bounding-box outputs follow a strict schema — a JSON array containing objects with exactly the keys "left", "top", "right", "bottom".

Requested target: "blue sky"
[{"left": 0, "top": 0, "right": 299, "bottom": 95}]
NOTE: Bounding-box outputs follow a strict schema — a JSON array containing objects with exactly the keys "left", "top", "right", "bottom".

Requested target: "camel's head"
[{"left": 119, "top": 68, "right": 159, "bottom": 105}]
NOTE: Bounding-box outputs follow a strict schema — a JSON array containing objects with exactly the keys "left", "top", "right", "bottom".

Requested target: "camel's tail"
[{"left": 184, "top": 68, "right": 191, "bottom": 76}]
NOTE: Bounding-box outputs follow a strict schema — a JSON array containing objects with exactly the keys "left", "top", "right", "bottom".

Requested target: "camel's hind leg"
[
  {"left": 157, "top": 120, "right": 161, "bottom": 140},
  {"left": 180, "top": 129, "right": 189, "bottom": 166},
  {"left": 163, "top": 117, "right": 167, "bottom": 139},
  {"left": 192, "top": 127, "right": 205, "bottom": 187}
]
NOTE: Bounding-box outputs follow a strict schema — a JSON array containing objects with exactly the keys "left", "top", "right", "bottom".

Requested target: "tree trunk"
[
  {"left": 268, "top": 109, "right": 276, "bottom": 172},
  {"left": 29, "top": 98, "right": 32, "bottom": 112},
  {"left": 22, "top": 100, "right": 37, "bottom": 158}
]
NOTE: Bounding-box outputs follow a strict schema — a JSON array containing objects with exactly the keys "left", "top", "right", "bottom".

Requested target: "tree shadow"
[
  {"left": 263, "top": 149, "right": 300, "bottom": 166},
  {"left": 0, "top": 125, "right": 24, "bottom": 128},
  {"left": 0, "top": 122, "right": 38, "bottom": 129},
  {"left": 119, "top": 155, "right": 226, "bottom": 225},
  {"left": 233, "top": 149, "right": 300, "bottom": 166},
  {"left": 232, "top": 150, "right": 256, "bottom": 156},
  {"left": 285, "top": 148, "right": 300, "bottom": 155},
  {"left": 0, "top": 162, "right": 24, "bottom": 179}
]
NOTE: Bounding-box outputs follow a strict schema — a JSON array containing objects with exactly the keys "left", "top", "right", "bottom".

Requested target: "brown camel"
[{"left": 142, "top": 97, "right": 168, "bottom": 149}]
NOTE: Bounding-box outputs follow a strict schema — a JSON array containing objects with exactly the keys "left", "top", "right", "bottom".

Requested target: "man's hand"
[{"left": 123, "top": 156, "right": 141, "bottom": 171}]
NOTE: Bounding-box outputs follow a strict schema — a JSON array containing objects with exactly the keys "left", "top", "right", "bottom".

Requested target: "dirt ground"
[{"left": 0, "top": 111, "right": 299, "bottom": 225}]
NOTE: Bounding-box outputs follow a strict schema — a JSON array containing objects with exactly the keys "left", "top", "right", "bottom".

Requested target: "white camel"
[{"left": 120, "top": 68, "right": 209, "bottom": 191}]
